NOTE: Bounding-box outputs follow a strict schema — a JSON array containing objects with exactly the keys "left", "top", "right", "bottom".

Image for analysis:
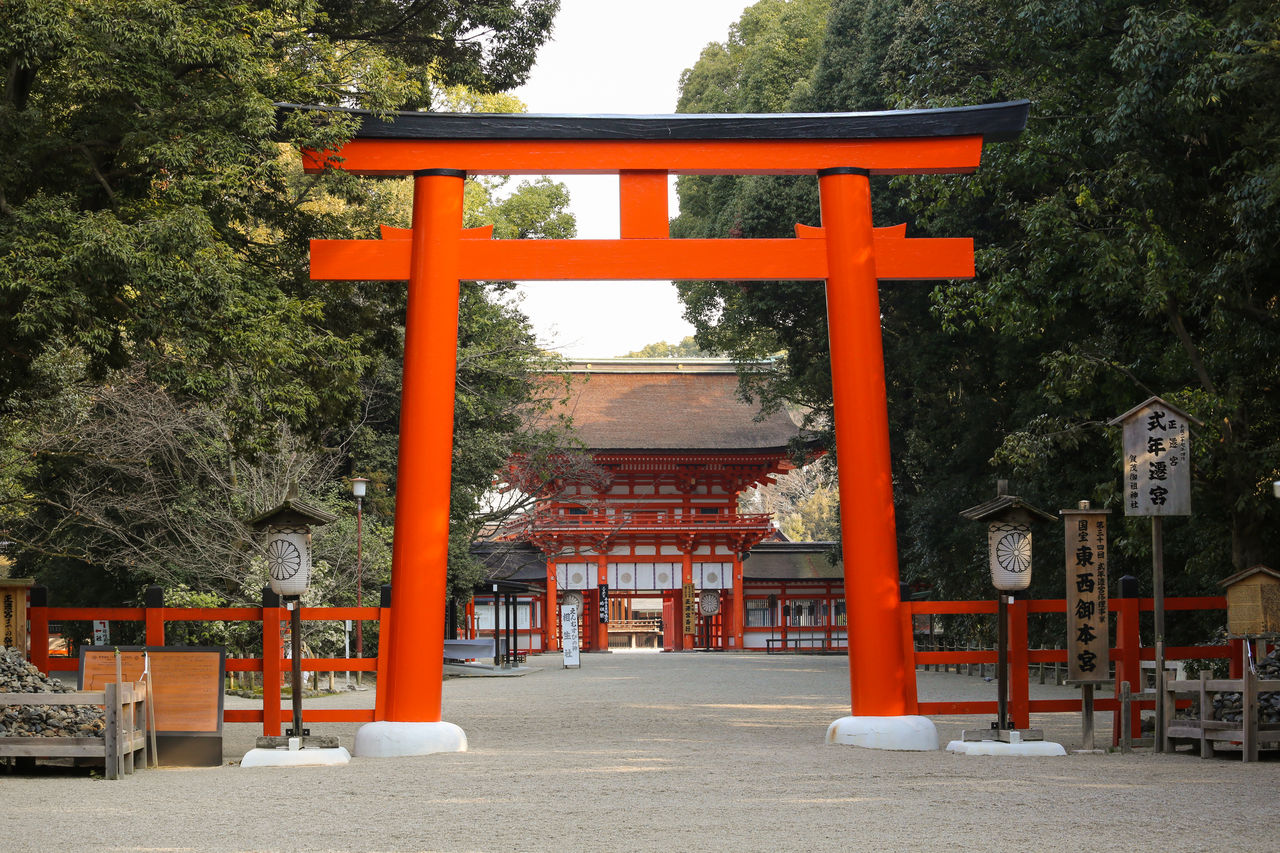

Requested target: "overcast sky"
[{"left": 510, "top": 0, "right": 755, "bottom": 357}]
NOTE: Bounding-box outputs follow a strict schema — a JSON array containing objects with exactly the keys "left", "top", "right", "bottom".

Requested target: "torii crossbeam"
[{"left": 291, "top": 101, "right": 1030, "bottom": 756}]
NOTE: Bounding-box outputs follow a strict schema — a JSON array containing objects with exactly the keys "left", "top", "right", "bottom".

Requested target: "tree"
[
  {"left": 621, "top": 337, "right": 722, "bottom": 358},
  {"left": 1, "top": 0, "right": 576, "bottom": 606},
  {"left": 670, "top": 0, "right": 1280, "bottom": 612}
]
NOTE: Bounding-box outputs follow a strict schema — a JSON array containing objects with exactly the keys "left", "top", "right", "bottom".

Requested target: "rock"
[{"left": 1, "top": 646, "right": 105, "bottom": 739}]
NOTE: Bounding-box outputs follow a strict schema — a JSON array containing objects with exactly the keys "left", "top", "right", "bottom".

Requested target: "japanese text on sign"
[
  {"left": 1063, "top": 510, "right": 1109, "bottom": 682},
  {"left": 1119, "top": 401, "right": 1192, "bottom": 516}
]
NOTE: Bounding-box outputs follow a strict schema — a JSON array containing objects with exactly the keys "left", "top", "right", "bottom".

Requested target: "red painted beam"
[
  {"left": 302, "top": 136, "right": 985, "bottom": 177},
  {"left": 309, "top": 233, "right": 973, "bottom": 282}
]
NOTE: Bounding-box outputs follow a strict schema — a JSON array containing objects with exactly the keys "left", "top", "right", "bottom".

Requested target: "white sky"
[{"left": 510, "top": 0, "right": 755, "bottom": 357}]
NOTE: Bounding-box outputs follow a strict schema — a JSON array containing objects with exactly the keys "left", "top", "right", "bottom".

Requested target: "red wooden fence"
[{"left": 27, "top": 593, "right": 1230, "bottom": 742}]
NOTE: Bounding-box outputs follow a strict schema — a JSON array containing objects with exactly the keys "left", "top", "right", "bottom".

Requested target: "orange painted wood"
[
  {"left": 309, "top": 234, "right": 973, "bottom": 282},
  {"left": 1009, "top": 598, "right": 1030, "bottom": 729},
  {"left": 45, "top": 607, "right": 146, "bottom": 620},
  {"left": 261, "top": 604, "right": 283, "bottom": 737},
  {"left": 302, "top": 136, "right": 985, "bottom": 177},
  {"left": 383, "top": 171, "right": 464, "bottom": 724},
  {"left": 145, "top": 605, "right": 165, "bottom": 646},
  {"left": 620, "top": 171, "right": 669, "bottom": 238},
  {"left": 822, "top": 169, "right": 910, "bottom": 718}
]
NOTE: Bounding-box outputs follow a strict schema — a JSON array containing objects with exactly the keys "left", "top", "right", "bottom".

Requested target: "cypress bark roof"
[{"left": 555, "top": 360, "right": 806, "bottom": 452}]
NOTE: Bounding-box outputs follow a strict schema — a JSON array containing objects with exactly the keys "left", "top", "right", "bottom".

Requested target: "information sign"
[
  {"left": 92, "top": 619, "right": 110, "bottom": 646},
  {"left": 79, "top": 646, "right": 225, "bottom": 765},
  {"left": 597, "top": 583, "right": 609, "bottom": 624},
  {"left": 1061, "top": 507, "right": 1110, "bottom": 682},
  {"left": 1111, "top": 396, "right": 1196, "bottom": 517},
  {"left": 560, "top": 605, "right": 580, "bottom": 668},
  {"left": 682, "top": 582, "right": 697, "bottom": 634}
]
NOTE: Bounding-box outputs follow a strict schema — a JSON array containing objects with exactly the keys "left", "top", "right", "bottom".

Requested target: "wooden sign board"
[
  {"left": 1112, "top": 397, "right": 1195, "bottom": 517},
  {"left": 1061, "top": 510, "right": 1110, "bottom": 682},
  {"left": 560, "top": 605, "right": 580, "bottom": 668},
  {"left": 682, "top": 583, "right": 697, "bottom": 635},
  {"left": 0, "top": 579, "right": 33, "bottom": 657},
  {"left": 79, "top": 646, "right": 225, "bottom": 766}
]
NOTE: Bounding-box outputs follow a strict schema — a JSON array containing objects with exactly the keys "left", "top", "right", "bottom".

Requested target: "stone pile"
[
  {"left": 1209, "top": 648, "right": 1280, "bottom": 725},
  {"left": 0, "top": 647, "right": 104, "bottom": 738}
]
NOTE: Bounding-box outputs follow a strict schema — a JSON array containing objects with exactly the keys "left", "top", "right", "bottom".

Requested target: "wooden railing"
[
  {"left": 27, "top": 589, "right": 1230, "bottom": 744},
  {"left": 906, "top": 596, "right": 1232, "bottom": 743}
]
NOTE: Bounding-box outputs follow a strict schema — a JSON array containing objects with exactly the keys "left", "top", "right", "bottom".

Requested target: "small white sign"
[
  {"left": 560, "top": 605, "right": 580, "bottom": 668},
  {"left": 92, "top": 619, "right": 110, "bottom": 646}
]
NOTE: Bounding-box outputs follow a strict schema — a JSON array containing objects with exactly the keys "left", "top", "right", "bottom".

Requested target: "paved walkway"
[{"left": 5, "top": 652, "right": 1277, "bottom": 852}]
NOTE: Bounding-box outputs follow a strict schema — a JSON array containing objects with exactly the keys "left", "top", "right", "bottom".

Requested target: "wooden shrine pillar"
[
  {"left": 819, "top": 167, "right": 912, "bottom": 717},
  {"left": 731, "top": 556, "right": 746, "bottom": 650},
  {"left": 383, "top": 169, "right": 465, "bottom": 723},
  {"left": 595, "top": 553, "right": 610, "bottom": 651},
  {"left": 544, "top": 559, "right": 559, "bottom": 651}
]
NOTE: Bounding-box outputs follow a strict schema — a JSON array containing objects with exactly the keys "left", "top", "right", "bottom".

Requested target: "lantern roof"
[
  {"left": 248, "top": 484, "right": 338, "bottom": 530},
  {"left": 959, "top": 481, "right": 1056, "bottom": 524}
]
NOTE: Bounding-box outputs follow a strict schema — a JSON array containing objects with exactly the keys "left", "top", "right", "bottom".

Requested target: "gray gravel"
[{"left": 3, "top": 651, "right": 1277, "bottom": 852}]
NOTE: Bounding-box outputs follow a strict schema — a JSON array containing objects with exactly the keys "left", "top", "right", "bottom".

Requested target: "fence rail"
[{"left": 27, "top": 591, "right": 1232, "bottom": 744}]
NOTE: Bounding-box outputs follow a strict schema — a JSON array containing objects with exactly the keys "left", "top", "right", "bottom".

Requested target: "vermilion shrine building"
[{"left": 475, "top": 358, "right": 846, "bottom": 654}]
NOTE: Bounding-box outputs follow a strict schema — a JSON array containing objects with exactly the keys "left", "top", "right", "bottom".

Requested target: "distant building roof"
[
  {"left": 743, "top": 542, "right": 842, "bottom": 580},
  {"left": 553, "top": 359, "right": 807, "bottom": 452}
]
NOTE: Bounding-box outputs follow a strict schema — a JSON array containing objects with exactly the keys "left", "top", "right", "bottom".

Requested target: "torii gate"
[{"left": 292, "top": 100, "right": 1030, "bottom": 756}]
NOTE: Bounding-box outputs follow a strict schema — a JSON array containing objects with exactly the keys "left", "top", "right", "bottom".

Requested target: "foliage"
[
  {"left": 1, "top": 0, "right": 577, "bottom": 612},
  {"left": 621, "top": 336, "right": 722, "bottom": 358},
  {"left": 671, "top": 0, "right": 1280, "bottom": 614}
]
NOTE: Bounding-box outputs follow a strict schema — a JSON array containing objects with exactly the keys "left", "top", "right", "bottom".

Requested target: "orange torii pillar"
[{"left": 293, "top": 100, "right": 1029, "bottom": 756}]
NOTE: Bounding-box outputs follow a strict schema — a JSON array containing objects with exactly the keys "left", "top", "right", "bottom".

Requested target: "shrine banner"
[{"left": 560, "top": 605, "right": 580, "bottom": 668}]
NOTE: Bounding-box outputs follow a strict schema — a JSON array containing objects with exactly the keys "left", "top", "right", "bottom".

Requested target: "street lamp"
[
  {"left": 242, "top": 485, "right": 348, "bottom": 766},
  {"left": 350, "top": 477, "right": 370, "bottom": 686},
  {"left": 960, "top": 480, "right": 1055, "bottom": 739}
]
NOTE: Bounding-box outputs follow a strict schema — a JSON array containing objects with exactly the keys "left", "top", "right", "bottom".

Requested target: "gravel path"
[{"left": 3, "top": 652, "right": 1277, "bottom": 852}]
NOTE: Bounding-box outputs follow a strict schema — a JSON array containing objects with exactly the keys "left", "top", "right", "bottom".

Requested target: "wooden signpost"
[
  {"left": 1060, "top": 502, "right": 1110, "bottom": 750},
  {"left": 1109, "top": 396, "right": 1201, "bottom": 751},
  {"left": 560, "top": 605, "right": 580, "bottom": 669}
]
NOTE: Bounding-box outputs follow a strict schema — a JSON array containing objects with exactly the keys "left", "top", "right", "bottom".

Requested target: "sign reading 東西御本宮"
[
  {"left": 1111, "top": 397, "right": 1199, "bottom": 517},
  {"left": 1061, "top": 506, "right": 1110, "bottom": 683}
]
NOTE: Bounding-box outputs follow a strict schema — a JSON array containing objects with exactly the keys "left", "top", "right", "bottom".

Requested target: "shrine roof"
[
  {"left": 743, "top": 542, "right": 842, "bottom": 581},
  {"left": 553, "top": 360, "right": 809, "bottom": 453},
  {"left": 278, "top": 100, "right": 1030, "bottom": 143}
]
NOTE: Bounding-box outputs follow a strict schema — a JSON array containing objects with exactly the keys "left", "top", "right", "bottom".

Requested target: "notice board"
[{"left": 79, "top": 646, "right": 225, "bottom": 765}]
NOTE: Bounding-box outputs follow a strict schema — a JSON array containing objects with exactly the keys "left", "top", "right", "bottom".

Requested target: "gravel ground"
[{"left": 3, "top": 651, "right": 1277, "bottom": 852}]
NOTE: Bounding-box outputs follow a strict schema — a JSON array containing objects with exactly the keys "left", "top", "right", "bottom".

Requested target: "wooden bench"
[{"left": 0, "top": 681, "right": 151, "bottom": 778}]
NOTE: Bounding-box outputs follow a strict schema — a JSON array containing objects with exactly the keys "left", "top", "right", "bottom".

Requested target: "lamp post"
[
  {"left": 960, "top": 481, "right": 1055, "bottom": 741},
  {"left": 242, "top": 485, "right": 346, "bottom": 764},
  {"left": 350, "top": 477, "right": 369, "bottom": 684}
]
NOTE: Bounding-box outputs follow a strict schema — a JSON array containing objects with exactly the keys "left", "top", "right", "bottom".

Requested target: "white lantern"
[
  {"left": 266, "top": 525, "right": 313, "bottom": 597},
  {"left": 987, "top": 522, "right": 1033, "bottom": 591}
]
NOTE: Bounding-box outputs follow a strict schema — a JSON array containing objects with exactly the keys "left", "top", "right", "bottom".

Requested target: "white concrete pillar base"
[
  {"left": 240, "top": 746, "right": 351, "bottom": 767},
  {"left": 825, "top": 715, "right": 939, "bottom": 751},
  {"left": 353, "top": 721, "right": 468, "bottom": 758},
  {"left": 945, "top": 739, "right": 1066, "bottom": 756}
]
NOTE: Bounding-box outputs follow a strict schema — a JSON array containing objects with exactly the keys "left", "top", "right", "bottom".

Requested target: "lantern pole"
[
  {"left": 997, "top": 592, "right": 1009, "bottom": 731},
  {"left": 287, "top": 596, "right": 304, "bottom": 738}
]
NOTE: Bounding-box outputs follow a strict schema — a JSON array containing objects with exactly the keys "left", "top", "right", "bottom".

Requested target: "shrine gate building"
[{"left": 478, "top": 358, "right": 845, "bottom": 654}]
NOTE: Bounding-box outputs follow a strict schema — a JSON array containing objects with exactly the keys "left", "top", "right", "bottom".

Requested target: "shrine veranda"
[{"left": 291, "top": 101, "right": 1030, "bottom": 753}]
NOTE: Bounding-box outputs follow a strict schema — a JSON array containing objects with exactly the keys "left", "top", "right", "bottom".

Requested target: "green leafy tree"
[{"left": 622, "top": 337, "right": 721, "bottom": 358}]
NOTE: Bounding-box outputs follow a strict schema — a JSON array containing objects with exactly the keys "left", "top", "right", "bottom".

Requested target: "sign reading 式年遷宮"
[
  {"left": 1061, "top": 506, "right": 1109, "bottom": 683},
  {"left": 1112, "top": 397, "right": 1197, "bottom": 517}
]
